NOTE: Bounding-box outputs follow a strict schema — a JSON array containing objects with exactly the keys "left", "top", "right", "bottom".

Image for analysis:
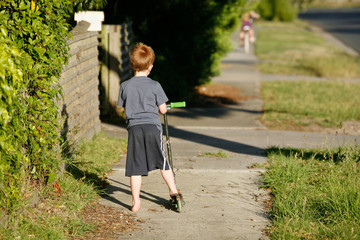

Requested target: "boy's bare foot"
[
  {"left": 131, "top": 203, "right": 142, "bottom": 212},
  {"left": 169, "top": 190, "right": 178, "bottom": 196}
]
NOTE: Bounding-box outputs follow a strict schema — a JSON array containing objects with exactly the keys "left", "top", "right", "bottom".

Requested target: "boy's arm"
[
  {"left": 117, "top": 85, "right": 125, "bottom": 108},
  {"left": 158, "top": 103, "right": 167, "bottom": 114}
]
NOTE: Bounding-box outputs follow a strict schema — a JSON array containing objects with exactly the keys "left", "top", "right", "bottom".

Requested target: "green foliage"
[
  {"left": 1, "top": 132, "right": 128, "bottom": 239},
  {"left": 264, "top": 145, "right": 360, "bottom": 239},
  {"left": 104, "top": 0, "right": 244, "bottom": 101},
  {"left": 257, "top": 0, "right": 299, "bottom": 21},
  {"left": 293, "top": 0, "right": 315, "bottom": 10},
  {"left": 0, "top": 33, "right": 30, "bottom": 209},
  {"left": 257, "top": 0, "right": 273, "bottom": 20},
  {"left": 0, "top": 0, "right": 73, "bottom": 210},
  {"left": 72, "top": 0, "right": 107, "bottom": 12}
]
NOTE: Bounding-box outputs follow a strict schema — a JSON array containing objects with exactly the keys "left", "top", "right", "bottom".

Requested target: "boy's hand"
[{"left": 158, "top": 103, "right": 167, "bottom": 114}]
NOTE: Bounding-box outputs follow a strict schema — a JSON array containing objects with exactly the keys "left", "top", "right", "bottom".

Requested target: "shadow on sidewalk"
[
  {"left": 101, "top": 121, "right": 265, "bottom": 157},
  {"left": 168, "top": 107, "right": 263, "bottom": 119},
  {"left": 102, "top": 178, "right": 174, "bottom": 211},
  {"left": 168, "top": 126, "right": 265, "bottom": 156}
]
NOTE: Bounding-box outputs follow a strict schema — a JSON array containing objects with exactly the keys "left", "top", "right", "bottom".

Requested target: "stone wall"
[{"left": 59, "top": 21, "right": 101, "bottom": 143}]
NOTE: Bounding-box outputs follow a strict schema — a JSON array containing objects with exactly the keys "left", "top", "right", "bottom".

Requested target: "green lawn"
[
  {"left": 255, "top": 20, "right": 360, "bottom": 78},
  {"left": 261, "top": 80, "right": 360, "bottom": 129},
  {"left": 264, "top": 145, "right": 360, "bottom": 239},
  {"left": 256, "top": 19, "right": 360, "bottom": 240}
]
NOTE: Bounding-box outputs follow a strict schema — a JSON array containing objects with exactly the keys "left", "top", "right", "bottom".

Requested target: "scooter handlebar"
[{"left": 167, "top": 101, "right": 186, "bottom": 109}]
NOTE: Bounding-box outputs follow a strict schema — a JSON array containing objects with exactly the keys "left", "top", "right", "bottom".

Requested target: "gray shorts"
[{"left": 125, "top": 124, "right": 171, "bottom": 176}]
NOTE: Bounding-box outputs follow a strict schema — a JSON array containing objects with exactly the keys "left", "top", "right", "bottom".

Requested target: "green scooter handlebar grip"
[{"left": 170, "top": 101, "right": 186, "bottom": 108}]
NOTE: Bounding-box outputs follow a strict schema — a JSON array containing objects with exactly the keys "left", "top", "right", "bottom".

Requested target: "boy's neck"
[
  {"left": 134, "top": 64, "right": 153, "bottom": 77},
  {"left": 134, "top": 71, "right": 149, "bottom": 77}
]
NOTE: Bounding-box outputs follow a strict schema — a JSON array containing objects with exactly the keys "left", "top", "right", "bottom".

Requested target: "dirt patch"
[
  {"left": 262, "top": 120, "right": 360, "bottom": 135},
  {"left": 189, "top": 83, "right": 252, "bottom": 107},
  {"left": 75, "top": 202, "right": 141, "bottom": 240},
  {"left": 338, "top": 121, "right": 360, "bottom": 136}
]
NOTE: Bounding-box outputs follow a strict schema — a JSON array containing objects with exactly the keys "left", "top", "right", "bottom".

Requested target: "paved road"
[{"left": 299, "top": 8, "right": 360, "bottom": 53}]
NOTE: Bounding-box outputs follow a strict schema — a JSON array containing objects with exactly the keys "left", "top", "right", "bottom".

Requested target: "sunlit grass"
[
  {"left": 255, "top": 20, "right": 360, "bottom": 78},
  {"left": 264, "top": 145, "right": 360, "bottom": 239},
  {"left": 0, "top": 132, "right": 128, "bottom": 239},
  {"left": 198, "top": 150, "right": 229, "bottom": 158},
  {"left": 261, "top": 80, "right": 360, "bottom": 129},
  {"left": 307, "top": 2, "right": 360, "bottom": 8},
  {"left": 1, "top": 175, "right": 98, "bottom": 239},
  {"left": 67, "top": 132, "right": 127, "bottom": 188}
]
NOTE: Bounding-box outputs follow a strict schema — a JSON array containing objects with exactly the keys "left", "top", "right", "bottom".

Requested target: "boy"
[
  {"left": 240, "top": 11, "right": 259, "bottom": 46},
  {"left": 117, "top": 43, "right": 180, "bottom": 212}
]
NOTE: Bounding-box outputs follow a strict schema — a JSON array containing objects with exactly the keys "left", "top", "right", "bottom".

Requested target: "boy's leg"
[
  {"left": 160, "top": 169, "right": 178, "bottom": 196},
  {"left": 130, "top": 175, "right": 142, "bottom": 212},
  {"left": 249, "top": 29, "right": 256, "bottom": 42},
  {"left": 240, "top": 30, "right": 245, "bottom": 46}
]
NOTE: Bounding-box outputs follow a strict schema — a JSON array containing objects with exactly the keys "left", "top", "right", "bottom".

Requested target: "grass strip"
[
  {"left": 255, "top": 20, "right": 360, "bottom": 78},
  {"left": 261, "top": 80, "right": 360, "bottom": 129},
  {"left": 263, "top": 145, "right": 360, "bottom": 239},
  {"left": 66, "top": 131, "right": 127, "bottom": 189},
  {"left": 307, "top": 2, "right": 360, "bottom": 8},
  {"left": 0, "top": 132, "right": 128, "bottom": 239},
  {"left": 198, "top": 150, "right": 229, "bottom": 158}
]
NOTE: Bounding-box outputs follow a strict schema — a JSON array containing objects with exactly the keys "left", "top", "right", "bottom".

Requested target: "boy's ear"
[{"left": 148, "top": 64, "right": 153, "bottom": 71}]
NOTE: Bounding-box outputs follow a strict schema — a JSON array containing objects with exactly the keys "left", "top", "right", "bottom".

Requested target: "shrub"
[
  {"left": 73, "top": 0, "right": 107, "bottom": 12},
  {"left": 258, "top": 0, "right": 298, "bottom": 21},
  {"left": 257, "top": 0, "right": 274, "bottom": 20},
  {"left": 104, "top": 0, "right": 245, "bottom": 101},
  {"left": 0, "top": 0, "right": 73, "bottom": 210}
]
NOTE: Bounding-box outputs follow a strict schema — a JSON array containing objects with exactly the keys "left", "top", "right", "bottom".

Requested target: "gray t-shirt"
[{"left": 117, "top": 76, "right": 168, "bottom": 129}]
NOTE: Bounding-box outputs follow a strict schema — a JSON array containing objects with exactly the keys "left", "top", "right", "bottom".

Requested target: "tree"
[
  {"left": 73, "top": 0, "right": 107, "bottom": 12},
  {"left": 257, "top": 0, "right": 313, "bottom": 21},
  {"left": 104, "top": 0, "right": 245, "bottom": 101}
]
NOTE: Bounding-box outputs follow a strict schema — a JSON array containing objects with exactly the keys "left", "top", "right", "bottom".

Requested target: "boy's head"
[
  {"left": 130, "top": 43, "right": 155, "bottom": 72},
  {"left": 242, "top": 13, "right": 250, "bottom": 22}
]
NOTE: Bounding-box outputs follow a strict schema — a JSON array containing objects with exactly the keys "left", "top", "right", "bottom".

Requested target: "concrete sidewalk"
[{"left": 99, "top": 35, "right": 359, "bottom": 240}]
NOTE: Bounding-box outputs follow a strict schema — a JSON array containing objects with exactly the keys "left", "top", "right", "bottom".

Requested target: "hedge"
[{"left": 0, "top": 0, "right": 74, "bottom": 211}]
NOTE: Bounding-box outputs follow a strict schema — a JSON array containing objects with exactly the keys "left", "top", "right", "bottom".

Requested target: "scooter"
[{"left": 164, "top": 102, "right": 186, "bottom": 212}]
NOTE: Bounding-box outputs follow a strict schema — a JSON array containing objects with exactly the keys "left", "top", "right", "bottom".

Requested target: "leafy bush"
[
  {"left": 73, "top": 0, "right": 107, "bottom": 12},
  {"left": 0, "top": 0, "right": 73, "bottom": 210},
  {"left": 258, "top": 0, "right": 298, "bottom": 21},
  {"left": 257, "top": 0, "right": 274, "bottom": 20},
  {"left": 104, "top": 0, "right": 245, "bottom": 101},
  {"left": 0, "top": 33, "right": 31, "bottom": 209}
]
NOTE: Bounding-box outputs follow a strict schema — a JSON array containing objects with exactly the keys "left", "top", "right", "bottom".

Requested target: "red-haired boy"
[{"left": 117, "top": 43, "right": 179, "bottom": 212}]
